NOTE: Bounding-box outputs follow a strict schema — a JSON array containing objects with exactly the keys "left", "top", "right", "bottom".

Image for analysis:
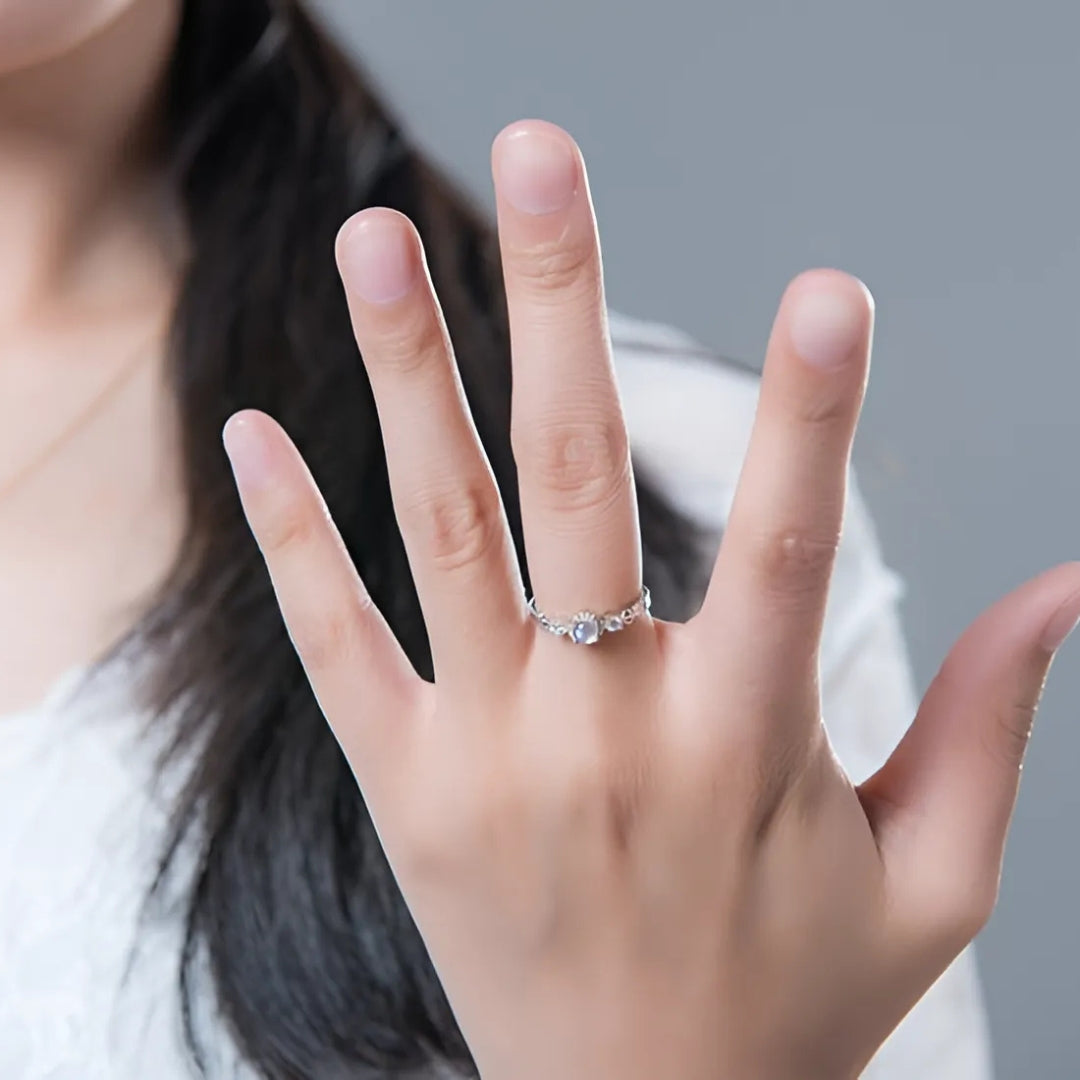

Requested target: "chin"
[{"left": 0, "top": 0, "right": 143, "bottom": 75}]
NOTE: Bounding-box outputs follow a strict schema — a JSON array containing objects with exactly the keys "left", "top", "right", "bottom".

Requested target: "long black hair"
[{"left": 98, "top": 1, "right": 738, "bottom": 1076}]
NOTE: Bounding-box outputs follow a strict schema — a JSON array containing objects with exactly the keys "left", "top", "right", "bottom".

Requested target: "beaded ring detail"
[{"left": 525, "top": 585, "right": 652, "bottom": 645}]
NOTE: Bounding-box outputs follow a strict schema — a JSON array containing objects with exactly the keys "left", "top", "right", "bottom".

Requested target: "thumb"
[{"left": 857, "top": 560, "right": 1080, "bottom": 938}]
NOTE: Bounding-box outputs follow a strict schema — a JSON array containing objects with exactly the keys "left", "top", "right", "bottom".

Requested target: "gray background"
[{"left": 315, "top": 2, "right": 1079, "bottom": 1073}]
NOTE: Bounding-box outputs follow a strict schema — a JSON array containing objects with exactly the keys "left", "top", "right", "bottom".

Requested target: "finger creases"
[
  {"left": 492, "top": 119, "right": 644, "bottom": 624},
  {"left": 857, "top": 560, "right": 1080, "bottom": 951},
  {"left": 697, "top": 269, "right": 874, "bottom": 698},
  {"left": 335, "top": 206, "right": 529, "bottom": 684},
  {"left": 222, "top": 409, "right": 419, "bottom": 785}
]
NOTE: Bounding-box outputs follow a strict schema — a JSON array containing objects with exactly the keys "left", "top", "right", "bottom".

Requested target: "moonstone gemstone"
[
  {"left": 603, "top": 614, "right": 625, "bottom": 632},
  {"left": 571, "top": 615, "right": 601, "bottom": 644}
]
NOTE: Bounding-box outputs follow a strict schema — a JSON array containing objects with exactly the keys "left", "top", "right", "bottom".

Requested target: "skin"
[
  {"left": 3, "top": 2, "right": 1080, "bottom": 1076},
  {"left": 0, "top": 0, "right": 136, "bottom": 71},
  {"left": 0, "top": 0, "right": 185, "bottom": 715},
  {"left": 227, "top": 128, "right": 1080, "bottom": 1077}
]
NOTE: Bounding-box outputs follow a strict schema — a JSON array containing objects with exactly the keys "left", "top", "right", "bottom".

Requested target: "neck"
[{"left": 0, "top": 1, "right": 182, "bottom": 325}]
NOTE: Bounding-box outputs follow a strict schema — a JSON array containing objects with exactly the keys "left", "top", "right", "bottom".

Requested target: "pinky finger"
[{"left": 222, "top": 409, "right": 424, "bottom": 794}]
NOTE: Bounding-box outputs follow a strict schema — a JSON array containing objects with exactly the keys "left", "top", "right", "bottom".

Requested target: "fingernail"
[
  {"left": 788, "top": 281, "right": 870, "bottom": 369},
  {"left": 338, "top": 211, "right": 419, "bottom": 304},
  {"left": 495, "top": 124, "right": 579, "bottom": 215},
  {"left": 1041, "top": 586, "right": 1080, "bottom": 652},
  {"left": 223, "top": 412, "right": 274, "bottom": 488}
]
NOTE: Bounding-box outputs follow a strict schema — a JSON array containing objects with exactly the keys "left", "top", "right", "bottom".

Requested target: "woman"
[{"left": 2, "top": 1, "right": 1074, "bottom": 1076}]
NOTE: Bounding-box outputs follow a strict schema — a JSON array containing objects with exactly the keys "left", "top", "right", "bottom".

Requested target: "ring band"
[{"left": 526, "top": 585, "right": 652, "bottom": 645}]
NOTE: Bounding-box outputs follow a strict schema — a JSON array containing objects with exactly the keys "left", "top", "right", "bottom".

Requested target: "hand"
[{"left": 221, "top": 118, "right": 1080, "bottom": 1080}]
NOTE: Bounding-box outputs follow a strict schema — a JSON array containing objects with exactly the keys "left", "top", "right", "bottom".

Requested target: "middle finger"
[{"left": 493, "top": 120, "right": 645, "bottom": 640}]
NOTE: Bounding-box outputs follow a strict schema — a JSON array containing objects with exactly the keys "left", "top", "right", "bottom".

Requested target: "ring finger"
[{"left": 493, "top": 120, "right": 644, "bottom": 640}]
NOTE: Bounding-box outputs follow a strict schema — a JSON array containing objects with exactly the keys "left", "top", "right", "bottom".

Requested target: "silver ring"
[{"left": 525, "top": 585, "right": 652, "bottom": 645}]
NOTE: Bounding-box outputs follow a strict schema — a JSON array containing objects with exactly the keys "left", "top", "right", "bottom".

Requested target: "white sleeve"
[{"left": 611, "top": 314, "right": 995, "bottom": 1079}]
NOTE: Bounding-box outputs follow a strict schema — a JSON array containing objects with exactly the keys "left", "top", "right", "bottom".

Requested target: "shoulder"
[{"left": 608, "top": 307, "right": 908, "bottom": 685}]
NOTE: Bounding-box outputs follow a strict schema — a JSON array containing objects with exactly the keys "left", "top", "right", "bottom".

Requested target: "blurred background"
[{"left": 314, "top": 1, "right": 1079, "bottom": 1073}]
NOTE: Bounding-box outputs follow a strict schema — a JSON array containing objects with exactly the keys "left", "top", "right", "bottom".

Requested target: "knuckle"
[
  {"left": 290, "top": 607, "right": 365, "bottom": 675},
  {"left": 260, "top": 500, "right": 319, "bottom": 557},
  {"left": 982, "top": 695, "right": 1038, "bottom": 773},
  {"left": 517, "top": 414, "right": 631, "bottom": 512},
  {"left": 932, "top": 654, "right": 1047, "bottom": 777},
  {"left": 797, "top": 385, "right": 852, "bottom": 427},
  {"left": 398, "top": 482, "right": 504, "bottom": 572},
  {"left": 365, "top": 311, "right": 449, "bottom": 377},
  {"left": 750, "top": 526, "right": 840, "bottom": 600},
  {"left": 509, "top": 233, "right": 599, "bottom": 299}
]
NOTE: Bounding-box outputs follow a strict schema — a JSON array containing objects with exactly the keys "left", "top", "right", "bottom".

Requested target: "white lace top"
[{"left": 0, "top": 309, "right": 994, "bottom": 1078}]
